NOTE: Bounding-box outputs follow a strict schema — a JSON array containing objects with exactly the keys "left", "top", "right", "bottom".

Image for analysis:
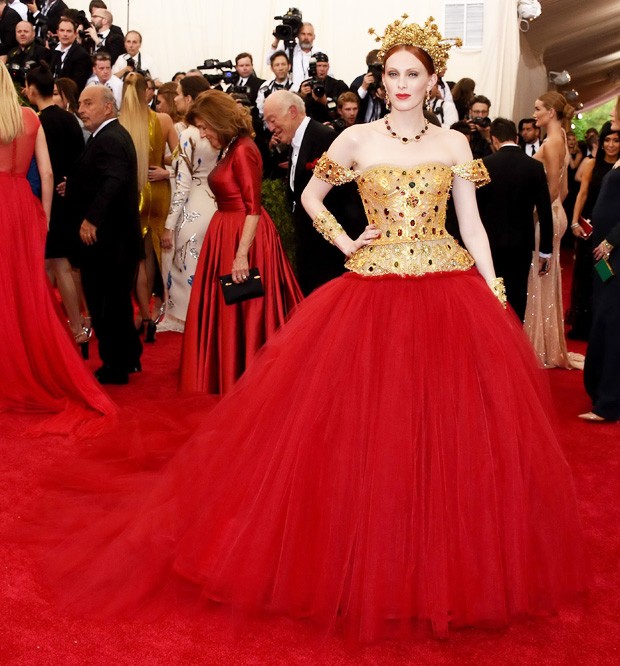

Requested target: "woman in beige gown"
[{"left": 524, "top": 92, "right": 582, "bottom": 369}]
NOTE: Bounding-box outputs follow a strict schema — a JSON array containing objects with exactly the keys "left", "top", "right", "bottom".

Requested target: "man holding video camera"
[
  {"left": 467, "top": 94, "right": 493, "bottom": 159},
  {"left": 300, "top": 52, "right": 348, "bottom": 124},
  {"left": 267, "top": 10, "right": 320, "bottom": 91}
]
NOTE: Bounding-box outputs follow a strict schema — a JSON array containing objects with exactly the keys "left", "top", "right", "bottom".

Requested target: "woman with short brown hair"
[{"left": 179, "top": 90, "right": 302, "bottom": 394}]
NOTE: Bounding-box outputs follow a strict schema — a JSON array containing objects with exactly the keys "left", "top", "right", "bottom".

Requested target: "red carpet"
[{"left": 1, "top": 264, "right": 618, "bottom": 664}]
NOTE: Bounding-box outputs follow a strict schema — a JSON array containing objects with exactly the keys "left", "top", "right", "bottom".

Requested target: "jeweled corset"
[{"left": 313, "top": 155, "right": 490, "bottom": 277}]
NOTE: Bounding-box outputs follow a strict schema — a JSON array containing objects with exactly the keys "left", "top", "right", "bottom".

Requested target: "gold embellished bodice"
[{"left": 314, "top": 155, "right": 489, "bottom": 277}]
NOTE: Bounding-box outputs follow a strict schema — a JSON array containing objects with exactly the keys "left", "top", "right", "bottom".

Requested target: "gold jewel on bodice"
[
  {"left": 313, "top": 153, "right": 490, "bottom": 277},
  {"left": 369, "top": 15, "right": 462, "bottom": 71}
]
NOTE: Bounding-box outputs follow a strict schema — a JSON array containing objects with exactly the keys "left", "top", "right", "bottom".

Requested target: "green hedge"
[{"left": 261, "top": 177, "right": 297, "bottom": 270}]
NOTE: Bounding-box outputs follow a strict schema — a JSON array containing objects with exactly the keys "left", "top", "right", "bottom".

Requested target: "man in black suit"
[
  {"left": 300, "top": 52, "right": 348, "bottom": 124},
  {"left": 476, "top": 118, "right": 553, "bottom": 321},
  {"left": 25, "top": 0, "right": 67, "bottom": 43},
  {"left": 84, "top": 8, "right": 124, "bottom": 63},
  {"left": 234, "top": 52, "right": 264, "bottom": 105},
  {"left": 0, "top": 0, "right": 20, "bottom": 57},
  {"left": 49, "top": 17, "right": 92, "bottom": 92},
  {"left": 263, "top": 89, "right": 365, "bottom": 295},
  {"left": 6, "top": 20, "right": 49, "bottom": 85},
  {"left": 67, "top": 85, "right": 142, "bottom": 384}
]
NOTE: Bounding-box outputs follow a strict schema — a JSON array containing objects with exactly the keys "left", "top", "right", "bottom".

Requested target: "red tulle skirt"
[
  {"left": 36, "top": 269, "right": 586, "bottom": 642},
  {"left": 0, "top": 174, "right": 116, "bottom": 435}
]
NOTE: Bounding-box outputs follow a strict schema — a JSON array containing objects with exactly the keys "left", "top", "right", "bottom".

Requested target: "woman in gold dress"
[{"left": 119, "top": 73, "right": 178, "bottom": 341}]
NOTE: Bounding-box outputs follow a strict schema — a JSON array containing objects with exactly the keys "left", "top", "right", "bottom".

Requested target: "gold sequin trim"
[
  {"left": 313, "top": 153, "right": 360, "bottom": 186},
  {"left": 490, "top": 277, "right": 507, "bottom": 308},
  {"left": 313, "top": 209, "right": 346, "bottom": 245},
  {"left": 451, "top": 159, "right": 490, "bottom": 187},
  {"left": 346, "top": 238, "right": 474, "bottom": 276}
]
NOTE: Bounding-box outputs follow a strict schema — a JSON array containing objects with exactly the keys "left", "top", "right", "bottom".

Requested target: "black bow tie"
[{"left": 97, "top": 34, "right": 104, "bottom": 39}]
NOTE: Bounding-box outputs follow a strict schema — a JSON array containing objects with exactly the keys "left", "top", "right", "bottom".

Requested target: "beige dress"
[{"left": 524, "top": 141, "right": 583, "bottom": 369}]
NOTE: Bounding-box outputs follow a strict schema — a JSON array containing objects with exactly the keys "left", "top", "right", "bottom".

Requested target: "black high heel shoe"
[{"left": 144, "top": 319, "right": 156, "bottom": 343}]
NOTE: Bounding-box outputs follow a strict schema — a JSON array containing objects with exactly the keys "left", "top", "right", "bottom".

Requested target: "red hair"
[{"left": 384, "top": 45, "right": 435, "bottom": 75}]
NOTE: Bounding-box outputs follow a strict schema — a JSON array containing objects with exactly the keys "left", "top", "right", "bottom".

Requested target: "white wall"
[{"left": 69, "top": 0, "right": 520, "bottom": 118}]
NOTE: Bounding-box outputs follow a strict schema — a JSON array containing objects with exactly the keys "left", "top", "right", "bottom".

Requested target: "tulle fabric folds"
[
  {"left": 31, "top": 269, "right": 586, "bottom": 641},
  {"left": 0, "top": 174, "right": 116, "bottom": 436}
]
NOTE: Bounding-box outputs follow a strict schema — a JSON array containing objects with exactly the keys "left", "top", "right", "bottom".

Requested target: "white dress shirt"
[
  {"left": 86, "top": 73, "right": 123, "bottom": 109},
  {"left": 289, "top": 115, "right": 310, "bottom": 192},
  {"left": 8, "top": 1, "right": 28, "bottom": 20}
]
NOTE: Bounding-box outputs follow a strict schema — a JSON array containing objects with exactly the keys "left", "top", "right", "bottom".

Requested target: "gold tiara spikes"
[{"left": 369, "top": 15, "right": 462, "bottom": 72}]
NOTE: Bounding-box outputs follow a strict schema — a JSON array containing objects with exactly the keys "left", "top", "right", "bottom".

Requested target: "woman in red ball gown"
[
  {"left": 179, "top": 90, "right": 302, "bottom": 394},
  {"left": 0, "top": 63, "right": 116, "bottom": 434},
  {"left": 36, "top": 20, "right": 585, "bottom": 643}
]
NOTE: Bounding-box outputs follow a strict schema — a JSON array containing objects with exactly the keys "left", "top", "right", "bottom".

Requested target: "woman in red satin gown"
[
  {"left": 33, "top": 22, "right": 586, "bottom": 644},
  {"left": 0, "top": 63, "right": 116, "bottom": 434},
  {"left": 179, "top": 91, "right": 302, "bottom": 394}
]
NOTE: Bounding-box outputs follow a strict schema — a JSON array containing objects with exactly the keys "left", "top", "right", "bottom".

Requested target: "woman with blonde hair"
[
  {"left": 524, "top": 91, "right": 581, "bottom": 368},
  {"left": 0, "top": 63, "right": 115, "bottom": 432},
  {"left": 179, "top": 90, "right": 302, "bottom": 393},
  {"left": 119, "top": 72, "right": 178, "bottom": 341}
]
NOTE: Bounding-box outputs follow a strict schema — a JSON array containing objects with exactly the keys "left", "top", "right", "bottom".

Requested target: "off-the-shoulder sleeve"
[
  {"left": 313, "top": 153, "right": 359, "bottom": 186},
  {"left": 451, "top": 159, "right": 490, "bottom": 188}
]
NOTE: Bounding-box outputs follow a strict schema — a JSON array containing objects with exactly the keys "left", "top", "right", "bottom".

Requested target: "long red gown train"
[
  {"left": 0, "top": 108, "right": 116, "bottom": 435},
  {"left": 32, "top": 159, "right": 586, "bottom": 642}
]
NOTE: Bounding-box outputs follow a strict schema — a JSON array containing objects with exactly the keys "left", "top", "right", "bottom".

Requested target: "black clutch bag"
[{"left": 218, "top": 267, "right": 264, "bottom": 305}]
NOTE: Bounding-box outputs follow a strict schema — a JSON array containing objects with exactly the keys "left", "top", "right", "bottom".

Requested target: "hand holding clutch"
[{"left": 219, "top": 268, "right": 265, "bottom": 305}]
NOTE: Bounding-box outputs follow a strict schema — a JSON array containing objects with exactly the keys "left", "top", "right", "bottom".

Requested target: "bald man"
[
  {"left": 264, "top": 90, "right": 365, "bottom": 294},
  {"left": 6, "top": 20, "right": 49, "bottom": 84},
  {"left": 66, "top": 85, "right": 143, "bottom": 384}
]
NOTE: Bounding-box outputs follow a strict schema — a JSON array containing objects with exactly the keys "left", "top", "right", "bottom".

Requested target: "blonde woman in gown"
[
  {"left": 160, "top": 125, "right": 218, "bottom": 332},
  {"left": 524, "top": 92, "right": 582, "bottom": 369}
]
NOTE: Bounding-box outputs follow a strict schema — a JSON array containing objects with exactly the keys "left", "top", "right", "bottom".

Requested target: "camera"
[
  {"left": 303, "top": 57, "right": 325, "bottom": 98},
  {"left": 126, "top": 57, "right": 149, "bottom": 77},
  {"left": 273, "top": 7, "right": 303, "bottom": 44},
  {"left": 7, "top": 60, "right": 36, "bottom": 86},
  {"left": 471, "top": 116, "right": 491, "bottom": 129},
  {"left": 367, "top": 62, "right": 383, "bottom": 93},
  {"left": 197, "top": 59, "right": 239, "bottom": 87}
]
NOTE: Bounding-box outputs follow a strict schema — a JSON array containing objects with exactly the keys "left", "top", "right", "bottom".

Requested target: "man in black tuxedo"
[
  {"left": 84, "top": 8, "right": 124, "bottom": 63},
  {"left": 67, "top": 85, "right": 142, "bottom": 384},
  {"left": 350, "top": 49, "right": 387, "bottom": 123},
  {"left": 25, "top": 0, "right": 67, "bottom": 42},
  {"left": 263, "top": 89, "right": 365, "bottom": 295},
  {"left": 0, "top": 0, "right": 20, "bottom": 57},
  {"left": 234, "top": 52, "right": 264, "bottom": 105},
  {"left": 476, "top": 118, "right": 553, "bottom": 321},
  {"left": 49, "top": 17, "right": 92, "bottom": 92}
]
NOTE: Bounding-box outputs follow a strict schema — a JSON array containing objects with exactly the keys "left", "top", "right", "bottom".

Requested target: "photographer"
[
  {"left": 300, "top": 52, "right": 347, "bottom": 124},
  {"left": 266, "top": 15, "right": 320, "bottom": 91},
  {"left": 6, "top": 20, "right": 49, "bottom": 84},
  {"left": 350, "top": 50, "right": 387, "bottom": 123},
  {"left": 256, "top": 50, "right": 292, "bottom": 120},
  {"left": 24, "top": 0, "right": 67, "bottom": 44},
  {"left": 466, "top": 94, "right": 493, "bottom": 159},
  {"left": 331, "top": 91, "right": 359, "bottom": 134},
  {"left": 84, "top": 8, "right": 123, "bottom": 63},
  {"left": 234, "top": 52, "right": 264, "bottom": 105},
  {"left": 112, "top": 30, "right": 161, "bottom": 87}
]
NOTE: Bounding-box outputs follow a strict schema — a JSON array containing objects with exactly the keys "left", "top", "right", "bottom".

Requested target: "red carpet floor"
[{"left": 0, "top": 263, "right": 618, "bottom": 665}]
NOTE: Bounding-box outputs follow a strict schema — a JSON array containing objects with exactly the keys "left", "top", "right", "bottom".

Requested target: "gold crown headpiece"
[{"left": 369, "top": 15, "right": 462, "bottom": 72}]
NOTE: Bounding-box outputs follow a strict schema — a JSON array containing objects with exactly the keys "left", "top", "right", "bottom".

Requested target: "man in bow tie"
[
  {"left": 84, "top": 8, "right": 123, "bottom": 62},
  {"left": 256, "top": 50, "right": 292, "bottom": 121}
]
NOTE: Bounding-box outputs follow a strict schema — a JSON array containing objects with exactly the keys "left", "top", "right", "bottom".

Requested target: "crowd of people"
[{"left": 0, "top": 3, "right": 618, "bottom": 647}]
